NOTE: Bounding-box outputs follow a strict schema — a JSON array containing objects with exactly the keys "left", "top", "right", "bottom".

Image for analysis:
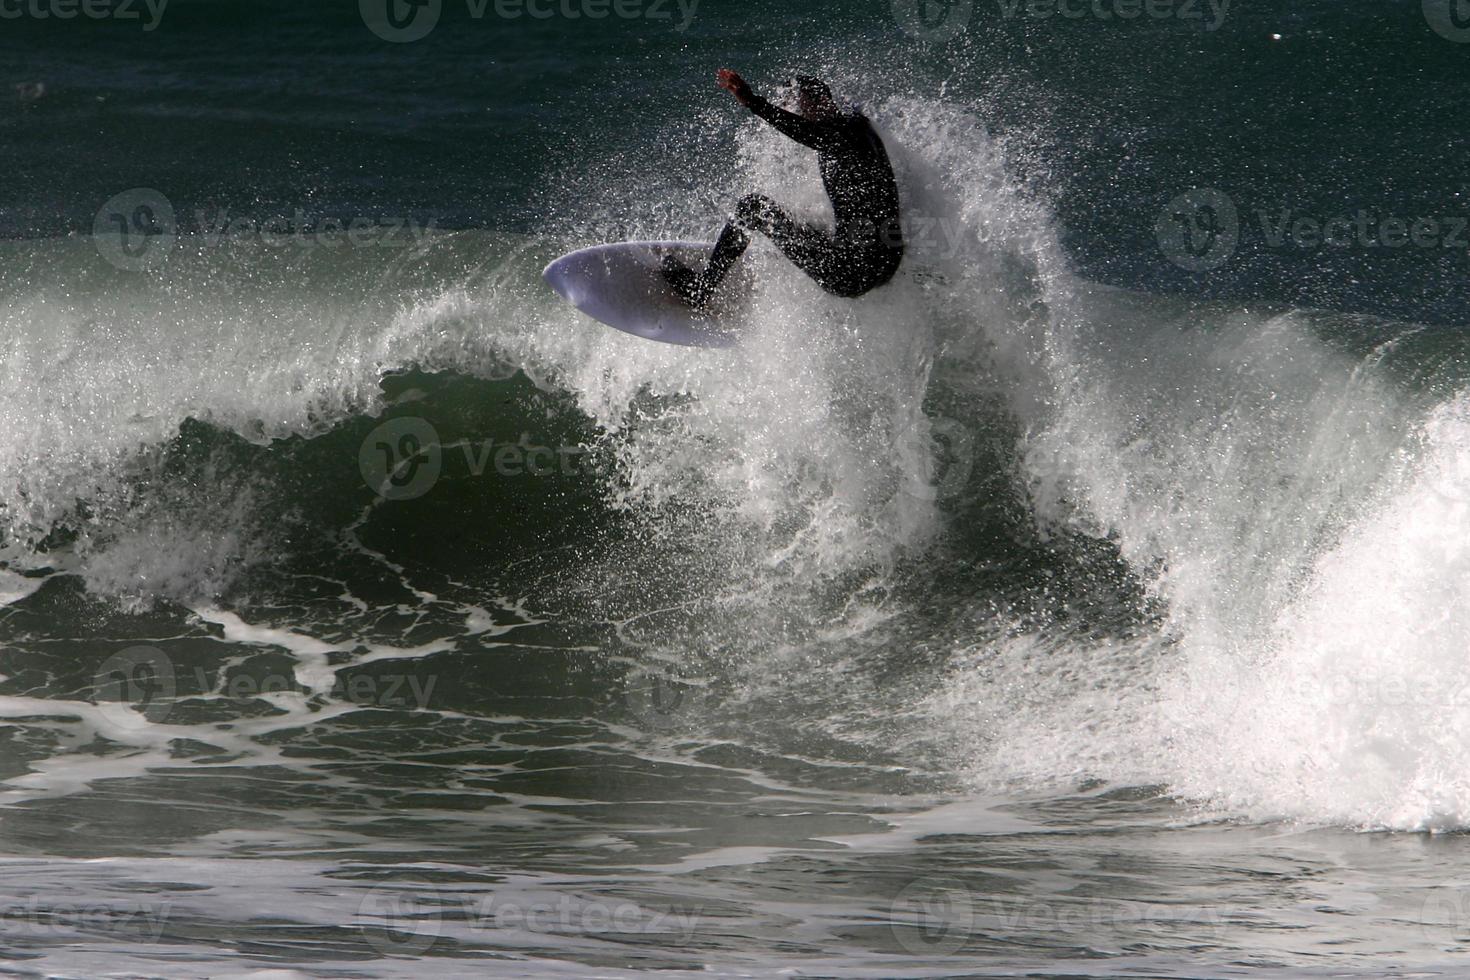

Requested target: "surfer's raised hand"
[{"left": 717, "top": 68, "right": 753, "bottom": 106}]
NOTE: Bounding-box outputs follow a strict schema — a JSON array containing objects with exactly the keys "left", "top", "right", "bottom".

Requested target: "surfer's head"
[{"left": 792, "top": 75, "right": 837, "bottom": 119}]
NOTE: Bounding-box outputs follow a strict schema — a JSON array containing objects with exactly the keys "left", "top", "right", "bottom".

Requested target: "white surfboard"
[{"left": 542, "top": 240, "right": 751, "bottom": 348}]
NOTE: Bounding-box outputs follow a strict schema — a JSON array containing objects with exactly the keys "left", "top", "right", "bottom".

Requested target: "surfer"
[{"left": 662, "top": 70, "right": 904, "bottom": 309}]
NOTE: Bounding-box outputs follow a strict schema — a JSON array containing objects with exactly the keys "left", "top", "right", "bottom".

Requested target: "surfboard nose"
[{"left": 542, "top": 257, "right": 581, "bottom": 304}]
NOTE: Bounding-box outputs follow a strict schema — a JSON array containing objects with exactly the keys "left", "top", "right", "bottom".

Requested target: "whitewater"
[{"left": 3, "top": 79, "right": 1470, "bottom": 976}]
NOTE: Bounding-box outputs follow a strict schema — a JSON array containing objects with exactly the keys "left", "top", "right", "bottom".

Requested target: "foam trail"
[
  {"left": 1168, "top": 391, "right": 1470, "bottom": 829},
  {"left": 802, "top": 88, "right": 1470, "bottom": 830},
  {"left": 977, "top": 214, "right": 1465, "bottom": 827}
]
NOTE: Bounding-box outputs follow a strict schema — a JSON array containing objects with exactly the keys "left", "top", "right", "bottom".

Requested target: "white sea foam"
[{"left": 1, "top": 88, "right": 1466, "bottom": 834}]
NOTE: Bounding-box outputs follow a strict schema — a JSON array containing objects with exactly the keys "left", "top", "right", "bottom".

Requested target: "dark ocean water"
[
  {"left": 5, "top": 0, "right": 1468, "bottom": 319},
  {"left": 2, "top": 1, "right": 1470, "bottom": 976}
]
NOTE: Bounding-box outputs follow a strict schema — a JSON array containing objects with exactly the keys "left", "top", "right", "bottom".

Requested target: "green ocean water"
[{"left": 2, "top": 2, "right": 1470, "bottom": 975}]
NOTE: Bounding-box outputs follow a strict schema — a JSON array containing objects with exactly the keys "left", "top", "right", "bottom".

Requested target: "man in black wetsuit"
[{"left": 662, "top": 69, "right": 903, "bottom": 309}]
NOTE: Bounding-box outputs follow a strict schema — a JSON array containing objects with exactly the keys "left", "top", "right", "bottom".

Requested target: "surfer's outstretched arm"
[
  {"left": 717, "top": 68, "right": 836, "bottom": 151},
  {"left": 746, "top": 96, "right": 835, "bottom": 150}
]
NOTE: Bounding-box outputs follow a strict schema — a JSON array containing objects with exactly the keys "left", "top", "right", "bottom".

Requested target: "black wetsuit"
[{"left": 672, "top": 94, "right": 904, "bottom": 304}]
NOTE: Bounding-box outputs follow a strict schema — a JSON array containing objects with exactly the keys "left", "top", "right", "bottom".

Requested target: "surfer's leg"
[
  {"left": 733, "top": 198, "right": 902, "bottom": 295},
  {"left": 722, "top": 194, "right": 853, "bottom": 293},
  {"left": 698, "top": 194, "right": 789, "bottom": 297},
  {"left": 779, "top": 217, "right": 905, "bottom": 297},
  {"left": 810, "top": 244, "right": 904, "bottom": 297},
  {"left": 701, "top": 216, "right": 755, "bottom": 291},
  {"left": 664, "top": 195, "right": 863, "bottom": 307},
  {"left": 771, "top": 216, "right": 906, "bottom": 297},
  {"left": 767, "top": 228, "right": 841, "bottom": 285},
  {"left": 666, "top": 218, "right": 752, "bottom": 308},
  {"left": 660, "top": 254, "right": 709, "bottom": 308},
  {"left": 661, "top": 194, "right": 783, "bottom": 308},
  {"left": 662, "top": 220, "right": 751, "bottom": 309}
]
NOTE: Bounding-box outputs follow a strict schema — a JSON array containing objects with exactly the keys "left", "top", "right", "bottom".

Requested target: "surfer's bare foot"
[{"left": 660, "top": 255, "right": 710, "bottom": 309}]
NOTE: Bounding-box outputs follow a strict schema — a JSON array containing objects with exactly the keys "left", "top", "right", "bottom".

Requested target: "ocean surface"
[{"left": 3, "top": 0, "right": 1470, "bottom": 976}]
